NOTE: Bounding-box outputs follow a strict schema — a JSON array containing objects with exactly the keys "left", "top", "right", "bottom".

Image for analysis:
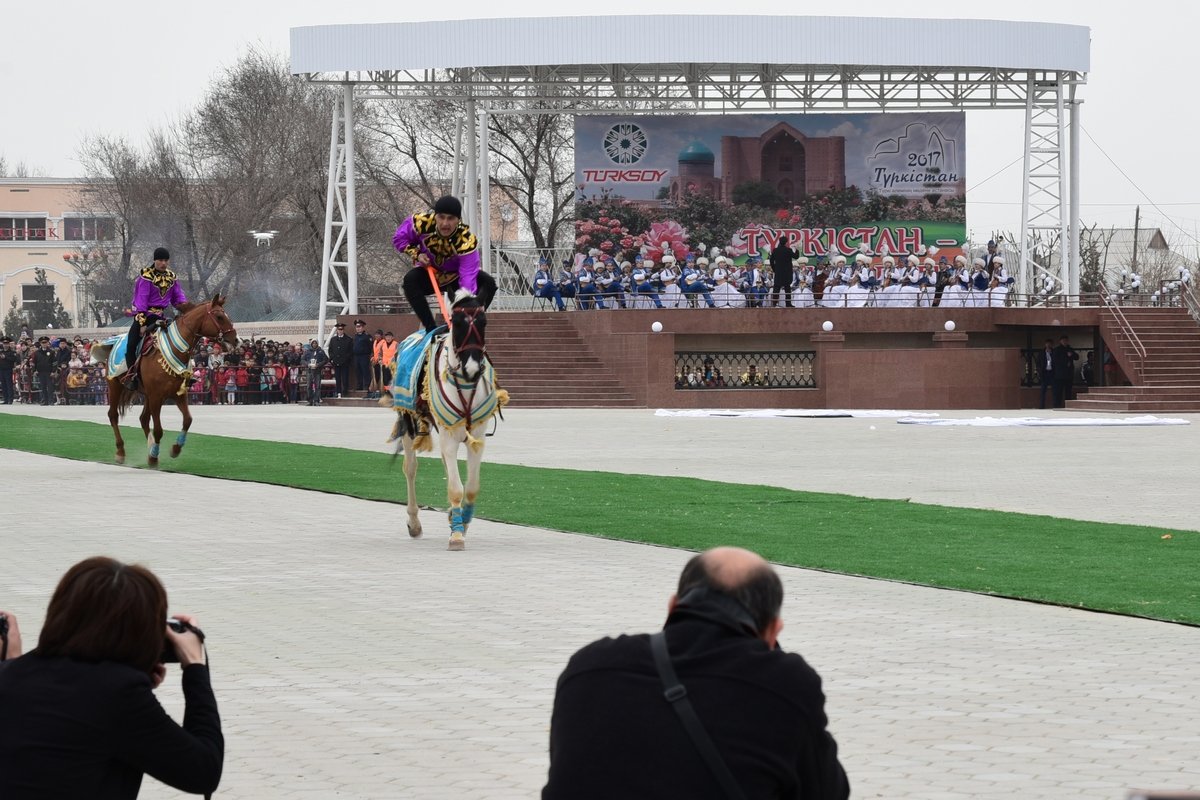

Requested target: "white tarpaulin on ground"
[
  {"left": 896, "top": 415, "right": 1190, "bottom": 427},
  {"left": 656, "top": 409, "right": 940, "bottom": 419}
]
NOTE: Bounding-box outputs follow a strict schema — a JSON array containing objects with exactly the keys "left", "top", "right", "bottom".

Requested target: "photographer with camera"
[
  {"left": 543, "top": 546, "right": 848, "bottom": 800},
  {"left": 0, "top": 557, "right": 223, "bottom": 799}
]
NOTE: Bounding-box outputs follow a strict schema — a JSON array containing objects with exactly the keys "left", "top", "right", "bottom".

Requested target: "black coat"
[
  {"left": 352, "top": 332, "right": 373, "bottom": 356},
  {"left": 328, "top": 333, "right": 353, "bottom": 366},
  {"left": 1052, "top": 343, "right": 1078, "bottom": 380},
  {"left": 770, "top": 243, "right": 798, "bottom": 274},
  {"left": 31, "top": 347, "right": 56, "bottom": 373},
  {"left": 543, "top": 606, "right": 849, "bottom": 800},
  {"left": 0, "top": 654, "right": 223, "bottom": 799}
]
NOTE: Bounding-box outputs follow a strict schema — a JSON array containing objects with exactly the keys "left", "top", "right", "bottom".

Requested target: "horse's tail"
[
  {"left": 91, "top": 343, "right": 112, "bottom": 365},
  {"left": 377, "top": 390, "right": 392, "bottom": 409},
  {"left": 108, "top": 378, "right": 134, "bottom": 418}
]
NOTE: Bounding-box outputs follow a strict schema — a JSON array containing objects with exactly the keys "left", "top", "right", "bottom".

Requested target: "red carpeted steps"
[
  {"left": 484, "top": 314, "right": 637, "bottom": 407},
  {"left": 1072, "top": 306, "right": 1200, "bottom": 411}
]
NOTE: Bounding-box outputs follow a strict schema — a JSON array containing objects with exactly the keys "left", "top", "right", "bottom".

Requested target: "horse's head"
[
  {"left": 193, "top": 293, "right": 238, "bottom": 350},
  {"left": 448, "top": 289, "right": 486, "bottom": 379}
]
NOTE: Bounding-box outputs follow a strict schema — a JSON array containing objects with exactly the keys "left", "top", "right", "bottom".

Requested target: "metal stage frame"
[{"left": 292, "top": 16, "right": 1090, "bottom": 339}]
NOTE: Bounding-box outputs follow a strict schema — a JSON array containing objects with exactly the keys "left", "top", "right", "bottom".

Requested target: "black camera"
[{"left": 161, "top": 618, "right": 206, "bottom": 664}]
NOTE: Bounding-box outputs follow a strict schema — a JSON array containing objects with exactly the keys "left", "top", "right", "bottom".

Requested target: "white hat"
[
  {"left": 923, "top": 257, "right": 936, "bottom": 267},
  {"left": 642, "top": 258, "right": 654, "bottom": 269},
  {"left": 620, "top": 260, "right": 632, "bottom": 269},
  {"left": 954, "top": 255, "right": 967, "bottom": 266},
  {"left": 993, "top": 255, "right": 1005, "bottom": 266},
  {"left": 714, "top": 255, "right": 726, "bottom": 265},
  {"left": 907, "top": 255, "right": 919, "bottom": 267},
  {"left": 973, "top": 257, "right": 985, "bottom": 267},
  {"left": 798, "top": 256, "right": 808, "bottom": 265},
  {"left": 697, "top": 257, "right": 709, "bottom": 266},
  {"left": 833, "top": 255, "right": 847, "bottom": 265},
  {"left": 662, "top": 254, "right": 676, "bottom": 264},
  {"left": 855, "top": 253, "right": 869, "bottom": 265},
  {"left": 712, "top": 268, "right": 727, "bottom": 280},
  {"left": 882, "top": 255, "right": 895, "bottom": 265}
]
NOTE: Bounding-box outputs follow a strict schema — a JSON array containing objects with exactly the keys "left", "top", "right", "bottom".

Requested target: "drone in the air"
[{"left": 248, "top": 230, "right": 279, "bottom": 246}]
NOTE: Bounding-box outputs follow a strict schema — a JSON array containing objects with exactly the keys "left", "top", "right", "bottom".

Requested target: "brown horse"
[{"left": 92, "top": 295, "right": 237, "bottom": 467}]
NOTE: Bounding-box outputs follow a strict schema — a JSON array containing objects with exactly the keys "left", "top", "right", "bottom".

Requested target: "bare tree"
[
  {"left": 488, "top": 107, "right": 575, "bottom": 250},
  {"left": 77, "top": 49, "right": 339, "bottom": 315}
]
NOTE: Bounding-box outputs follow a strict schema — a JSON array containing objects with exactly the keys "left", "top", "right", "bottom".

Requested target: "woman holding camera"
[{"left": 0, "top": 557, "right": 223, "bottom": 799}]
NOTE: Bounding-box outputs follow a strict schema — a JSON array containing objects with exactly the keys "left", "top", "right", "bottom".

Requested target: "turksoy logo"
[{"left": 603, "top": 123, "right": 648, "bottom": 165}]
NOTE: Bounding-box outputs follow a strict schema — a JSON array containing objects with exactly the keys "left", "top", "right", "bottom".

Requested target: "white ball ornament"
[
  {"left": 821, "top": 320, "right": 834, "bottom": 332},
  {"left": 944, "top": 320, "right": 956, "bottom": 332},
  {"left": 651, "top": 321, "right": 663, "bottom": 333}
]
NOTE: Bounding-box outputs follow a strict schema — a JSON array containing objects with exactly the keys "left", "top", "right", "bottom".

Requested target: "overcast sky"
[{"left": 3, "top": 0, "right": 1196, "bottom": 250}]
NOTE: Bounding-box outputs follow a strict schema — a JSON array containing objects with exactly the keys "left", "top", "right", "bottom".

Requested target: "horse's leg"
[
  {"left": 402, "top": 431, "right": 422, "bottom": 538},
  {"left": 171, "top": 393, "right": 192, "bottom": 458},
  {"left": 138, "top": 404, "right": 153, "bottom": 466},
  {"left": 108, "top": 381, "right": 126, "bottom": 464},
  {"left": 146, "top": 400, "right": 165, "bottom": 468},
  {"left": 462, "top": 425, "right": 486, "bottom": 533},
  {"left": 439, "top": 431, "right": 467, "bottom": 551}
]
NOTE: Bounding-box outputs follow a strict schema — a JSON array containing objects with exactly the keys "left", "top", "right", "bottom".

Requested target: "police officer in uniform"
[
  {"left": 32, "top": 336, "right": 57, "bottom": 405},
  {"left": 0, "top": 337, "right": 17, "bottom": 404}
]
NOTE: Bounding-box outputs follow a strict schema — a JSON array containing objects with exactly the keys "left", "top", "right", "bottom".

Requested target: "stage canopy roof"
[{"left": 291, "top": 16, "right": 1089, "bottom": 110}]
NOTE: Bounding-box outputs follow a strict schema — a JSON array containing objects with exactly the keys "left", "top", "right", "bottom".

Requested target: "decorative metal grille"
[{"left": 675, "top": 351, "right": 816, "bottom": 389}]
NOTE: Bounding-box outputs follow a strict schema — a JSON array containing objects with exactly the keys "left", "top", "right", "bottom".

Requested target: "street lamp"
[{"left": 63, "top": 249, "right": 103, "bottom": 328}]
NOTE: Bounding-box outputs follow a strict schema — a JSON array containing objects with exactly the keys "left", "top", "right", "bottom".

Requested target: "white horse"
[{"left": 388, "top": 290, "right": 508, "bottom": 551}]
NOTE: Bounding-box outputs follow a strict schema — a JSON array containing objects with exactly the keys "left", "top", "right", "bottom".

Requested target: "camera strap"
[{"left": 649, "top": 632, "right": 748, "bottom": 800}]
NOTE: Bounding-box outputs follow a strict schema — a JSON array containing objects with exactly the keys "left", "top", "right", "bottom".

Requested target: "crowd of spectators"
[{"left": 0, "top": 332, "right": 343, "bottom": 407}]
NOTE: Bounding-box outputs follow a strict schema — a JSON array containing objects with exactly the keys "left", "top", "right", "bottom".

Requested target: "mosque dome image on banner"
[{"left": 678, "top": 141, "right": 715, "bottom": 165}]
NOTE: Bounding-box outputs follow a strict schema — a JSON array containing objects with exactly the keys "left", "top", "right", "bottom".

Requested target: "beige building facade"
[{"left": 0, "top": 178, "right": 115, "bottom": 330}]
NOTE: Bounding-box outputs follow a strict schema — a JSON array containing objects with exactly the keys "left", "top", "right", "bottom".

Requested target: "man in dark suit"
[
  {"left": 351, "top": 319, "right": 373, "bottom": 395},
  {"left": 1052, "top": 335, "right": 1079, "bottom": 408},
  {"left": 543, "top": 547, "right": 849, "bottom": 800},
  {"left": 1037, "top": 338, "right": 1055, "bottom": 409},
  {"left": 327, "top": 322, "right": 353, "bottom": 398},
  {"left": 769, "top": 239, "right": 799, "bottom": 307}
]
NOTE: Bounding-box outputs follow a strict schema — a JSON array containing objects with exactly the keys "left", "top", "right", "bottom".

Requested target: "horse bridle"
[
  {"left": 205, "top": 304, "right": 236, "bottom": 343},
  {"left": 451, "top": 306, "right": 486, "bottom": 364}
]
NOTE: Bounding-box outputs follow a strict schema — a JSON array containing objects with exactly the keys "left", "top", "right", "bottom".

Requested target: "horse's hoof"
[
  {"left": 115, "top": 454, "right": 125, "bottom": 465},
  {"left": 408, "top": 523, "right": 423, "bottom": 539},
  {"left": 169, "top": 445, "right": 181, "bottom": 458},
  {"left": 447, "top": 534, "right": 465, "bottom": 551},
  {"left": 147, "top": 458, "right": 158, "bottom": 469}
]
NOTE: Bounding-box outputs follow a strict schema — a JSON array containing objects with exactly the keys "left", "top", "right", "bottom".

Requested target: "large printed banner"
[{"left": 574, "top": 112, "right": 966, "bottom": 263}]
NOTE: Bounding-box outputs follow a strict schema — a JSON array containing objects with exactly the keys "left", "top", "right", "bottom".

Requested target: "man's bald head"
[{"left": 677, "top": 547, "right": 783, "bottom": 634}]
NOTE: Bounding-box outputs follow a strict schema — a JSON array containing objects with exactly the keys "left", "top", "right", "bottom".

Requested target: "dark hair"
[
  {"left": 677, "top": 553, "right": 783, "bottom": 634},
  {"left": 37, "top": 557, "right": 168, "bottom": 674}
]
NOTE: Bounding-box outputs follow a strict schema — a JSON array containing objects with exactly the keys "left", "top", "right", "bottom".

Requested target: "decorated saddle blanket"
[{"left": 391, "top": 326, "right": 445, "bottom": 411}]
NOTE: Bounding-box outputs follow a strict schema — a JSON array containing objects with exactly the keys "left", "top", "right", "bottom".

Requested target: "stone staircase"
[
  {"left": 326, "top": 312, "right": 637, "bottom": 408},
  {"left": 485, "top": 313, "right": 637, "bottom": 407},
  {"left": 1069, "top": 306, "right": 1200, "bottom": 412}
]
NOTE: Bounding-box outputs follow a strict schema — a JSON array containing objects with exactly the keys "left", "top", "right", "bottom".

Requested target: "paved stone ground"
[{"left": 2, "top": 403, "right": 1199, "bottom": 799}]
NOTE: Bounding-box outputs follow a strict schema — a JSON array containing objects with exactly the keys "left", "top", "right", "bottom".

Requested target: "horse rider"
[
  {"left": 393, "top": 195, "right": 497, "bottom": 332},
  {"left": 123, "top": 247, "right": 189, "bottom": 391}
]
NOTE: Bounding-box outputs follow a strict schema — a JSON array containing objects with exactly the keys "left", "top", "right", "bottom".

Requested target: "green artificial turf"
[{"left": 3, "top": 415, "right": 1198, "bottom": 625}]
